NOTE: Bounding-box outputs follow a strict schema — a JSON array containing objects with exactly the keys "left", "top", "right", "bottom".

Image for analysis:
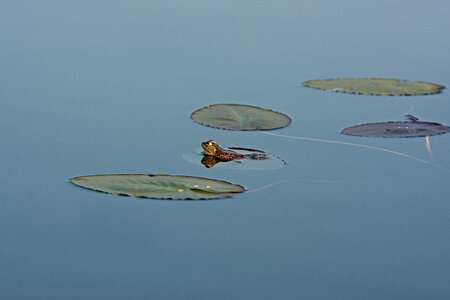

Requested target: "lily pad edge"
[
  {"left": 302, "top": 78, "right": 445, "bottom": 96},
  {"left": 191, "top": 103, "right": 292, "bottom": 131},
  {"left": 70, "top": 173, "right": 246, "bottom": 200}
]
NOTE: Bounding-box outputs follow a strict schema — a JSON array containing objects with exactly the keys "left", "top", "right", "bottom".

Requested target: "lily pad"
[
  {"left": 191, "top": 104, "right": 291, "bottom": 131},
  {"left": 70, "top": 174, "right": 245, "bottom": 200},
  {"left": 303, "top": 78, "right": 444, "bottom": 96},
  {"left": 341, "top": 118, "right": 450, "bottom": 138}
]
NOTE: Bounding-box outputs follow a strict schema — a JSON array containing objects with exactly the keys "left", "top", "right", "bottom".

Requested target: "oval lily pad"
[
  {"left": 70, "top": 174, "right": 245, "bottom": 200},
  {"left": 341, "top": 118, "right": 450, "bottom": 138},
  {"left": 191, "top": 104, "right": 291, "bottom": 131},
  {"left": 303, "top": 78, "right": 444, "bottom": 96}
]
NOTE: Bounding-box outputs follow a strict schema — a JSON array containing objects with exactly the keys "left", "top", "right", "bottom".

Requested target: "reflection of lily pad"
[
  {"left": 70, "top": 174, "right": 245, "bottom": 200},
  {"left": 303, "top": 78, "right": 444, "bottom": 96},
  {"left": 191, "top": 104, "right": 291, "bottom": 131},
  {"left": 341, "top": 119, "right": 450, "bottom": 138}
]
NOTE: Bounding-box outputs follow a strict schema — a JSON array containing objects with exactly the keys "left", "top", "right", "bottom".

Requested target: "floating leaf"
[
  {"left": 191, "top": 104, "right": 291, "bottom": 131},
  {"left": 303, "top": 78, "right": 444, "bottom": 96},
  {"left": 341, "top": 118, "right": 450, "bottom": 138},
  {"left": 70, "top": 174, "right": 245, "bottom": 200}
]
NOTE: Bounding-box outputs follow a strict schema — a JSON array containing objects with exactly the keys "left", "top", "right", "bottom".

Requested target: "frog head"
[{"left": 201, "top": 140, "right": 220, "bottom": 156}]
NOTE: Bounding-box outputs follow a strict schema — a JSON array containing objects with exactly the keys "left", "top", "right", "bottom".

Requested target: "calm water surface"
[{"left": 1, "top": 1, "right": 450, "bottom": 299}]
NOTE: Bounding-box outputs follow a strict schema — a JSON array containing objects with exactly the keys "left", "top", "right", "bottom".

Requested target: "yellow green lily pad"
[
  {"left": 191, "top": 104, "right": 291, "bottom": 131},
  {"left": 303, "top": 78, "right": 444, "bottom": 96},
  {"left": 70, "top": 174, "right": 245, "bottom": 200}
]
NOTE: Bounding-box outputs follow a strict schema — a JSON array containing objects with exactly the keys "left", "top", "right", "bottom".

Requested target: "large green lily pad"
[
  {"left": 70, "top": 174, "right": 245, "bottom": 200},
  {"left": 191, "top": 104, "right": 291, "bottom": 131},
  {"left": 303, "top": 78, "right": 444, "bottom": 96}
]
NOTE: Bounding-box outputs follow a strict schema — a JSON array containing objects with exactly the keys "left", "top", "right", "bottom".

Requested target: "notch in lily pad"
[
  {"left": 70, "top": 174, "right": 245, "bottom": 200},
  {"left": 341, "top": 115, "right": 450, "bottom": 138},
  {"left": 303, "top": 78, "right": 444, "bottom": 96},
  {"left": 191, "top": 104, "right": 291, "bottom": 131}
]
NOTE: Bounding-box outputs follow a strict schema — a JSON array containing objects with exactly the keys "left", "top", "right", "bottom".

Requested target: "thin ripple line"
[{"left": 261, "top": 131, "right": 449, "bottom": 173}]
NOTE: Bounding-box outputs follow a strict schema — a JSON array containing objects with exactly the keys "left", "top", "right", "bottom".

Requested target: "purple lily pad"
[{"left": 341, "top": 118, "right": 450, "bottom": 138}]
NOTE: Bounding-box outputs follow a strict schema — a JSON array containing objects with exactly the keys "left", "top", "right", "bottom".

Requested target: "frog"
[{"left": 201, "top": 140, "right": 268, "bottom": 168}]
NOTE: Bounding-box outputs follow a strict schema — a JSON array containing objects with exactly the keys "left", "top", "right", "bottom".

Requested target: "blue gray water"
[{"left": 1, "top": 1, "right": 450, "bottom": 299}]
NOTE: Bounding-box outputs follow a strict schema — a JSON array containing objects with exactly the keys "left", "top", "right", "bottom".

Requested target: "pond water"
[{"left": 1, "top": 1, "right": 450, "bottom": 299}]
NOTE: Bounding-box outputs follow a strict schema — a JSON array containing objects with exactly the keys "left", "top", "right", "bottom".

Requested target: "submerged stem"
[
  {"left": 247, "top": 178, "right": 368, "bottom": 194},
  {"left": 261, "top": 131, "right": 449, "bottom": 173}
]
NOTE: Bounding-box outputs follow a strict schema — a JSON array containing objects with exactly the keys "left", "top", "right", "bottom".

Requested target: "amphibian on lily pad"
[
  {"left": 191, "top": 103, "right": 291, "bottom": 131},
  {"left": 303, "top": 78, "right": 444, "bottom": 96},
  {"left": 70, "top": 174, "right": 245, "bottom": 200},
  {"left": 341, "top": 115, "right": 450, "bottom": 138}
]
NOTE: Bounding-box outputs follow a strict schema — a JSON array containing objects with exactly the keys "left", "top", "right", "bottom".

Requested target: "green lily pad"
[
  {"left": 70, "top": 174, "right": 245, "bottom": 200},
  {"left": 191, "top": 104, "right": 291, "bottom": 131},
  {"left": 303, "top": 78, "right": 444, "bottom": 96}
]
